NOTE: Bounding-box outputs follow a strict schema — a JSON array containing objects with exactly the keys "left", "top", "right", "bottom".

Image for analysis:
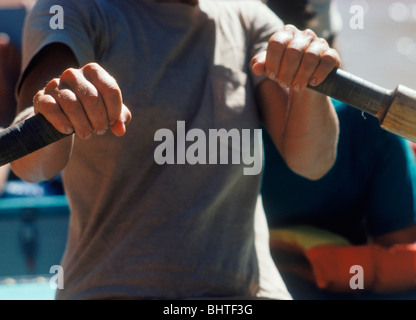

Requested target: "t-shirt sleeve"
[
  {"left": 366, "top": 133, "right": 416, "bottom": 236},
  {"left": 244, "top": 2, "right": 284, "bottom": 87},
  {"left": 18, "top": 0, "right": 102, "bottom": 92}
]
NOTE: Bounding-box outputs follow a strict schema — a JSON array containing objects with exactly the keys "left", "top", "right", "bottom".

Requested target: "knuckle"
[
  {"left": 302, "top": 28, "right": 317, "bottom": 38},
  {"left": 44, "top": 78, "right": 60, "bottom": 91},
  {"left": 268, "top": 36, "right": 286, "bottom": 52},
  {"left": 269, "top": 30, "right": 292, "bottom": 47},
  {"left": 82, "top": 62, "right": 102, "bottom": 76},
  {"left": 83, "top": 62, "right": 100, "bottom": 71},
  {"left": 33, "top": 90, "right": 44, "bottom": 105},
  {"left": 33, "top": 94, "right": 55, "bottom": 114},
  {"left": 88, "top": 62, "right": 100, "bottom": 69},
  {"left": 320, "top": 52, "right": 339, "bottom": 67},
  {"left": 283, "top": 24, "right": 297, "bottom": 32},
  {"left": 313, "top": 37, "right": 328, "bottom": 48},
  {"left": 57, "top": 89, "right": 76, "bottom": 102},
  {"left": 106, "top": 85, "right": 122, "bottom": 103},
  {"left": 320, "top": 40, "right": 330, "bottom": 51},
  {"left": 324, "top": 48, "right": 340, "bottom": 60},
  {"left": 60, "top": 68, "right": 79, "bottom": 82}
]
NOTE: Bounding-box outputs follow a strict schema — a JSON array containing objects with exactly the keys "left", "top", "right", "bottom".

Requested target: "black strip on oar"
[
  {"left": 308, "top": 68, "right": 416, "bottom": 142},
  {"left": 307, "top": 68, "right": 392, "bottom": 119},
  {"left": 0, "top": 114, "right": 70, "bottom": 167}
]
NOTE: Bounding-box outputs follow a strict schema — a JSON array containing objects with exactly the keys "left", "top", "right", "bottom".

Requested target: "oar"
[{"left": 1, "top": 68, "right": 416, "bottom": 166}]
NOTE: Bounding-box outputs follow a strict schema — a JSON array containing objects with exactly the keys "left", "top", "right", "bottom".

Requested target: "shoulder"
[
  {"left": 30, "top": 0, "right": 100, "bottom": 10},
  {"left": 26, "top": 0, "right": 104, "bottom": 27},
  {"left": 28, "top": 0, "right": 96, "bottom": 15},
  {"left": 200, "top": 0, "right": 283, "bottom": 28}
]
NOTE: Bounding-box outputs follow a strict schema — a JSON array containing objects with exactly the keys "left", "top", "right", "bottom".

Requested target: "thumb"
[
  {"left": 110, "top": 104, "right": 132, "bottom": 137},
  {"left": 250, "top": 51, "right": 266, "bottom": 76}
]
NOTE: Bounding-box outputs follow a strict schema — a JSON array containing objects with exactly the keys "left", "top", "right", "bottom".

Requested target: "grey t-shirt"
[{"left": 21, "top": 0, "right": 291, "bottom": 299}]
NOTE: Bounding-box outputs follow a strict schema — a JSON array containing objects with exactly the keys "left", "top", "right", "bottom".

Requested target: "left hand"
[{"left": 251, "top": 24, "right": 341, "bottom": 92}]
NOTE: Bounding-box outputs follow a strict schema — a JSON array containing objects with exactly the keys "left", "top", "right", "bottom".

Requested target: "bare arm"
[
  {"left": 0, "top": 164, "right": 10, "bottom": 195},
  {"left": 252, "top": 25, "right": 340, "bottom": 180},
  {"left": 0, "top": 34, "right": 20, "bottom": 127},
  {"left": 11, "top": 43, "right": 78, "bottom": 182},
  {"left": 10, "top": 43, "right": 131, "bottom": 182}
]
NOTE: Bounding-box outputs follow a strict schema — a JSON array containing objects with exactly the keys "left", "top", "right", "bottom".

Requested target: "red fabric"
[
  {"left": 411, "top": 142, "right": 416, "bottom": 158},
  {"left": 305, "top": 243, "right": 416, "bottom": 293}
]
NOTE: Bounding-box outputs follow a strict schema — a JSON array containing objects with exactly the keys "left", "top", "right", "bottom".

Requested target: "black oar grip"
[
  {"left": 0, "top": 114, "right": 70, "bottom": 167},
  {"left": 307, "top": 68, "right": 391, "bottom": 118}
]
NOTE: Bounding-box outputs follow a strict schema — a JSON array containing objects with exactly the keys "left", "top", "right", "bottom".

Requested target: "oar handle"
[
  {"left": 0, "top": 114, "right": 70, "bottom": 167},
  {"left": 0, "top": 69, "right": 398, "bottom": 167},
  {"left": 307, "top": 68, "right": 392, "bottom": 118}
]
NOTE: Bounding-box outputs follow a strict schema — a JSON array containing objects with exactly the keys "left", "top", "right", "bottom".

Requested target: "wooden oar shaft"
[{"left": 308, "top": 68, "right": 416, "bottom": 142}]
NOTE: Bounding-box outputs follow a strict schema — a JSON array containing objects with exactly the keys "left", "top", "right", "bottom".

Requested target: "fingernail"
[
  {"left": 293, "top": 83, "right": 301, "bottom": 92},
  {"left": 279, "top": 81, "right": 288, "bottom": 89},
  {"left": 96, "top": 129, "right": 106, "bottom": 136},
  {"left": 83, "top": 131, "right": 92, "bottom": 139},
  {"left": 109, "top": 120, "right": 116, "bottom": 127},
  {"left": 65, "top": 124, "right": 74, "bottom": 134},
  {"left": 268, "top": 72, "right": 277, "bottom": 81},
  {"left": 309, "top": 78, "right": 317, "bottom": 86}
]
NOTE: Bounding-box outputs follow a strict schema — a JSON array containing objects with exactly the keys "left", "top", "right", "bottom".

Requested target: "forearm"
[
  {"left": 258, "top": 79, "right": 339, "bottom": 180},
  {"left": 0, "top": 164, "right": 10, "bottom": 195},
  {"left": 9, "top": 44, "right": 79, "bottom": 183},
  {"left": 10, "top": 44, "right": 130, "bottom": 183},
  {"left": 0, "top": 82, "right": 18, "bottom": 128},
  {"left": 10, "top": 106, "right": 73, "bottom": 182},
  {"left": 281, "top": 89, "right": 339, "bottom": 180},
  {"left": 252, "top": 25, "right": 341, "bottom": 179}
]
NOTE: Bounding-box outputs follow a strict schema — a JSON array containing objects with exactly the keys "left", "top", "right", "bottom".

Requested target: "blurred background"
[
  {"left": 335, "top": 0, "right": 416, "bottom": 89},
  {"left": 0, "top": 0, "right": 67, "bottom": 300}
]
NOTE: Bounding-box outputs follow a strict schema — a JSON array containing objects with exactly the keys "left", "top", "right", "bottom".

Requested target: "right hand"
[
  {"left": 251, "top": 25, "right": 340, "bottom": 92},
  {"left": 33, "top": 62, "right": 132, "bottom": 139}
]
